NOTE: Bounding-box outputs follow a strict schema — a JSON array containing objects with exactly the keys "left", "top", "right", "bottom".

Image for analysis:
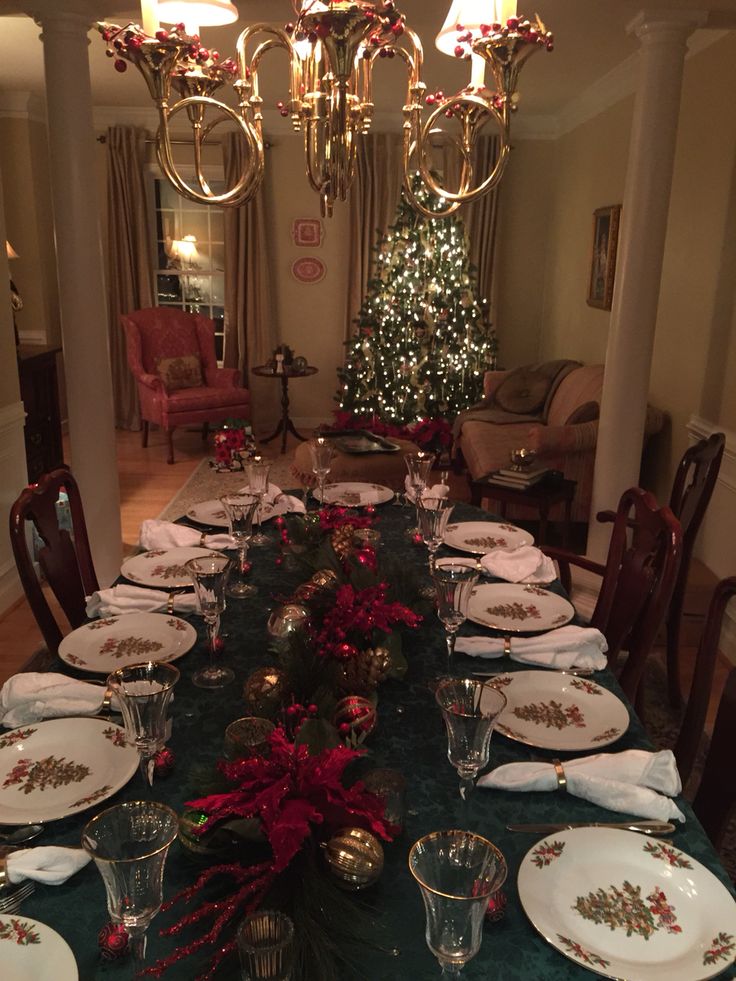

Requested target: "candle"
[
  {"left": 470, "top": 52, "right": 486, "bottom": 90},
  {"left": 140, "top": 0, "right": 159, "bottom": 36}
]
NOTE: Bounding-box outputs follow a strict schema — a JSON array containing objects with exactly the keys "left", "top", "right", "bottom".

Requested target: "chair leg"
[
  {"left": 202, "top": 421, "right": 209, "bottom": 442},
  {"left": 141, "top": 420, "right": 149, "bottom": 448},
  {"left": 665, "top": 607, "right": 685, "bottom": 710},
  {"left": 167, "top": 429, "right": 175, "bottom": 465}
]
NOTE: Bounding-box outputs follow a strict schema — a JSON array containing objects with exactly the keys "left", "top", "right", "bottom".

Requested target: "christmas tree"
[{"left": 337, "top": 178, "right": 498, "bottom": 427}]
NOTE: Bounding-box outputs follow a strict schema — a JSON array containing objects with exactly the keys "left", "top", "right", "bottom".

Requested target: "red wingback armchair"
[{"left": 121, "top": 307, "right": 251, "bottom": 464}]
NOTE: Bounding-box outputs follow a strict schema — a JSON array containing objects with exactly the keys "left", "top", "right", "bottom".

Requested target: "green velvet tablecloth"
[{"left": 19, "top": 500, "right": 736, "bottom": 980}]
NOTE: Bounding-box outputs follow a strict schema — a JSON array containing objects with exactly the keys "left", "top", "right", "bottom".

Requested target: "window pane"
[
  {"left": 210, "top": 274, "right": 225, "bottom": 306},
  {"left": 181, "top": 212, "right": 210, "bottom": 243},
  {"left": 209, "top": 212, "right": 224, "bottom": 242},
  {"left": 157, "top": 183, "right": 181, "bottom": 210},
  {"left": 214, "top": 333, "right": 224, "bottom": 362},
  {"left": 157, "top": 274, "right": 182, "bottom": 303},
  {"left": 211, "top": 243, "right": 225, "bottom": 271}
]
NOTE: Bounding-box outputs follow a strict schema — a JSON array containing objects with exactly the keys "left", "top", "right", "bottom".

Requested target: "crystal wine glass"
[
  {"left": 435, "top": 678, "right": 507, "bottom": 800},
  {"left": 404, "top": 451, "right": 434, "bottom": 533},
  {"left": 237, "top": 909, "right": 296, "bottom": 981},
  {"left": 185, "top": 554, "right": 234, "bottom": 689},
  {"left": 416, "top": 498, "right": 454, "bottom": 596},
  {"left": 433, "top": 564, "right": 480, "bottom": 675},
  {"left": 409, "top": 830, "right": 507, "bottom": 977},
  {"left": 246, "top": 456, "right": 272, "bottom": 546},
  {"left": 107, "top": 661, "right": 179, "bottom": 787},
  {"left": 82, "top": 800, "right": 179, "bottom": 978},
  {"left": 308, "top": 436, "right": 335, "bottom": 507},
  {"left": 221, "top": 493, "right": 259, "bottom": 598}
]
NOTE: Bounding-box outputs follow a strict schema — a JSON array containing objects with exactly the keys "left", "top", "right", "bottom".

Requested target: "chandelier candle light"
[{"left": 98, "top": 1, "right": 552, "bottom": 218}]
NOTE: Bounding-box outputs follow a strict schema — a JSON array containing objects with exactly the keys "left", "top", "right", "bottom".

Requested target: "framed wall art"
[
  {"left": 587, "top": 204, "right": 621, "bottom": 310},
  {"left": 292, "top": 218, "right": 323, "bottom": 248},
  {"left": 291, "top": 256, "right": 326, "bottom": 284}
]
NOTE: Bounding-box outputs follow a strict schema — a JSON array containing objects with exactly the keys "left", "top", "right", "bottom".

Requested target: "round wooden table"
[{"left": 251, "top": 364, "right": 318, "bottom": 454}]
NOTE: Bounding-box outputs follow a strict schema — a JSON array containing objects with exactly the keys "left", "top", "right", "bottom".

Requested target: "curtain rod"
[{"left": 97, "top": 135, "right": 271, "bottom": 148}]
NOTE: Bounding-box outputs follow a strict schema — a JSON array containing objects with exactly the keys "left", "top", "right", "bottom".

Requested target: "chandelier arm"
[
  {"left": 304, "top": 118, "right": 327, "bottom": 198},
  {"left": 400, "top": 123, "right": 463, "bottom": 220}
]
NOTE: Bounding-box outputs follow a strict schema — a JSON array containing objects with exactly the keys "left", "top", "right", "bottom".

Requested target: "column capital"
[
  {"left": 17, "top": 0, "right": 112, "bottom": 32},
  {"left": 627, "top": 8, "right": 708, "bottom": 41}
]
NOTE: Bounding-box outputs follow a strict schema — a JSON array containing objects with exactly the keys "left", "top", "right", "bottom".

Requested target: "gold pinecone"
[
  {"left": 338, "top": 646, "right": 391, "bottom": 693},
  {"left": 331, "top": 524, "right": 356, "bottom": 560}
]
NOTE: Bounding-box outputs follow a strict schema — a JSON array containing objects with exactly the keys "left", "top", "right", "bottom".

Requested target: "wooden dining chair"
[
  {"left": 692, "top": 662, "right": 736, "bottom": 851},
  {"left": 544, "top": 486, "right": 682, "bottom": 703},
  {"left": 673, "top": 576, "right": 736, "bottom": 795},
  {"left": 9, "top": 466, "right": 98, "bottom": 661},
  {"left": 598, "top": 433, "right": 725, "bottom": 708}
]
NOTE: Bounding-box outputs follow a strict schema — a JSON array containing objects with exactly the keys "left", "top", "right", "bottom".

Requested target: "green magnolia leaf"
[
  {"left": 294, "top": 717, "right": 341, "bottom": 754},
  {"left": 382, "top": 630, "right": 408, "bottom": 679}
]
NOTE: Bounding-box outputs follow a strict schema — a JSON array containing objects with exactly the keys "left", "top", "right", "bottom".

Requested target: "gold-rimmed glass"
[
  {"left": 435, "top": 678, "right": 507, "bottom": 800},
  {"left": 221, "top": 493, "right": 259, "bottom": 598},
  {"left": 246, "top": 457, "right": 272, "bottom": 546}
]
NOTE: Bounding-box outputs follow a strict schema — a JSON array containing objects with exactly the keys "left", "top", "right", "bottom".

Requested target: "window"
[{"left": 152, "top": 179, "right": 226, "bottom": 361}]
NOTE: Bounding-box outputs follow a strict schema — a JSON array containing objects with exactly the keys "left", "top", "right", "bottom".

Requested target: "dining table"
[{"left": 11, "top": 495, "right": 736, "bottom": 980}]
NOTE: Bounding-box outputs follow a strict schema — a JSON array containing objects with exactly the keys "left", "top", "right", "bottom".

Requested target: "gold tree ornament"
[
  {"left": 242, "top": 667, "right": 289, "bottom": 718},
  {"left": 266, "top": 603, "right": 311, "bottom": 639},
  {"left": 323, "top": 827, "right": 384, "bottom": 890}
]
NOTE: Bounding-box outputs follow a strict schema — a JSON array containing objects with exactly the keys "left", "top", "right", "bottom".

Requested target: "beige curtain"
[
  {"left": 222, "top": 133, "right": 278, "bottom": 433},
  {"left": 106, "top": 125, "right": 154, "bottom": 429},
  {"left": 345, "top": 133, "right": 403, "bottom": 339}
]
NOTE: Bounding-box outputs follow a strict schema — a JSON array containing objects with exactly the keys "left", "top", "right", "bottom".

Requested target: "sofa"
[{"left": 455, "top": 362, "right": 664, "bottom": 523}]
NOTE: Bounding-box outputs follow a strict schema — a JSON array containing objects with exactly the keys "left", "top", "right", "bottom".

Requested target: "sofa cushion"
[
  {"left": 547, "top": 365, "right": 605, "bottom": 427},
  {"left": 157, "top": 354, "right": 203, "bottom": 392},
  {"left": 494, "top": 369, "right": 550, "bottom": 414}
]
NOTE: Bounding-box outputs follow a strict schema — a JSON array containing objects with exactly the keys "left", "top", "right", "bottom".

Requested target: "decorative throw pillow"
[
  {"left": 494, "top": 368, "right": 549, "bottom": 415},
  {"left": 157, "top": 355, "right": 203, "bottom": 392}
]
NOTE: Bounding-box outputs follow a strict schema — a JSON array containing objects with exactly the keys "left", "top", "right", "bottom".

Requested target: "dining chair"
[
  {"left": 121, "top": 307, "right": 251, "bottom": 464},
  {"left": 691, "top": 660, "right": 736, "bottom": 852},
  {"left": 544, "top": 486, "right": 682, "bottom": 703},
  {"left": 9, "top": 466, "right": 98, "bottom": 662},
  {"left": 598, "top": 433, "right": 725, "bottom": 708},
  {"left": 673, "top": 576, "right": 736, "bottom": 795}
]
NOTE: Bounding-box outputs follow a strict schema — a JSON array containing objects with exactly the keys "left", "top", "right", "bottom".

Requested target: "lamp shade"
[
  {"left": 5, "top": 241, "right": 18, "bottom": 260},
  {"left": 157, "top": 0, "right": 238, "bottom": 28},
  {"left": 436, "top": 0, "right": 517, "bottom": 57},
  {"left": 170, "top": 234, "right": 200, "bottom": 265}
]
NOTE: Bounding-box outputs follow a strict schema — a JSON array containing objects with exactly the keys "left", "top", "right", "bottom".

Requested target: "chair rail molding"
[{"left": 0, "top": 399, "right": 31, "bottom": 615}]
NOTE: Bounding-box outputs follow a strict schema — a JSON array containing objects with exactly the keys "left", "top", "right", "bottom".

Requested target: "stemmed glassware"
[
  {"left": 237, "top": 909, "right": 296, "bottom": 980},
  {"left": 82, "top": 800, "right": 179, "bottom": 979},
  {"left": 308, "top": 436, "right": 335, "bottom": 506},
  {"left": 435, "top": 678, "right": 507, "bottom": 800},
  {"left": 185, "top": 554, "right": 234, "bottom": 689},
  {"left": 433, "top": 564, "right": 480, "bottom": 675},
  {"left": 409, "top": 830, "right": 507, "bottom": 977},
  {"left": 416, "top": 498, "right": 454, "bottom": 596},
  {"left": 404, "top": 451, "right": 434, "bottom": 533},
  {"left": 246, "top": 456, "right": 272, "bottom": 546},
  {"left": 221, "top": 493, "right": 259, "bottom": 598},
  {"left": 107, "top": 661, "right": 179, "bottom": 786}
]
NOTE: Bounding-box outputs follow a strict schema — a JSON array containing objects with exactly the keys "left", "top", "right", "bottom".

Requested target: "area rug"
[{"left": 158, "top": 454, "right": 300, "bottom": 522}]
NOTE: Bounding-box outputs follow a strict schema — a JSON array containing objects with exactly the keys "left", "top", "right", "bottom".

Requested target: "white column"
[
  {"left": 31, "top": 0, "right": 122, "bottom": 585},
  {"left": 587, "top": 9, "right": 707, "bottom": 560}
]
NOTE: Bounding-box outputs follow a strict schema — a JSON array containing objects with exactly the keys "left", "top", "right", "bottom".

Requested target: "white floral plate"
[
  {"left": 467, "top": 583, "right": 574, "bottom": 633},
  {"left": 435, "top": 556, "right": 482, "bottom": 572},
  {"left": 314, "top": 482, "right": 394, "bottom": 507},
  {"left": 0, "top": 718, "right": 138, "bottom": 824},
  {"left": 186, "top": 497, "right": 295, "bottom": 528},
  {"left": 487, "top": 670, "right": 628, "bottom": 750},
  {"left": 443, "top": 520, "right": 534, "bottom": 554},
  {"left": 121, "top": 546, "right": 219, "bottom": 588},
  {"left": 0, "top": 914, "right": 78, "bottom": 979},
  {"left": 518, "top": 827, "right": 736, "bottom": 980},
  {"left": 58, "top": 613, "right": 197, "bottom": 674}
]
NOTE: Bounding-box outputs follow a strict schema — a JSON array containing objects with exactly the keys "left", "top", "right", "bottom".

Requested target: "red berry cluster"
[
  {"left": 451, "top": 16, "right": 553, "bottom": 59},
  {"left": 280, "top": 700, "right": 319, "bottom": 738},
  {"left": 98, "top": 21, "right": 238, "bottom": 79}
]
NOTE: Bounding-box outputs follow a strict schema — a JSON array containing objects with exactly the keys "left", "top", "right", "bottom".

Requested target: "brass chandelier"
[{"left": 98, "top": 1, "right": 552, "bottom": 218}]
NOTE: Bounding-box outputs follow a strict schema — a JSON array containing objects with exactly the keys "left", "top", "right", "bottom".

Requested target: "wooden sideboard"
[{"left": 17, "top": 344, "right": 64, "bottom": 482}]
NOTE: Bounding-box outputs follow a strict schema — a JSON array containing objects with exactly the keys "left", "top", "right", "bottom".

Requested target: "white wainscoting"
[
  {"left": 687, "top": 415, "right": 736, "bottom": 662},
  {"left": 0, "top": 401, "right": 29, "bottom": 614}
]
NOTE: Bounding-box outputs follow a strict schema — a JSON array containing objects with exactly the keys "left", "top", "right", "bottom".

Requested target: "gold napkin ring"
[
  {"left": 167, "top": 592, "right": 175, "bottom": 615},
  {"left": 503, "top": 636, "right": 512, "bottom": 657},
  {"left": 101, "top": 686, "right": 113, "bottom": 716},
  {"left": 553, "top": 759, "right": 567, "bottom": 791},
  {"left": 199, "top": 532, "right": 207, "bottom": 547}
]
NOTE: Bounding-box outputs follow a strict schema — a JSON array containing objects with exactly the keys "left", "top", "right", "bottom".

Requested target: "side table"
[
  {"left": 468, "top": 471, "right": 577, "bottom": 547},
  {"left": 251, "top": 365, "right": 318, "bottom": 454}
]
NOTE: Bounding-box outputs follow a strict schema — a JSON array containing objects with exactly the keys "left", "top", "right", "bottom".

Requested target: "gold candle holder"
[{"left": 223, "top": 717, "right": 275, "bottom": 761}]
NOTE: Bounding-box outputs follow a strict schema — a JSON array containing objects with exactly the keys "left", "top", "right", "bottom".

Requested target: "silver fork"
[{"left": 0, "top": 881, "right": 35, "bottom": 914}]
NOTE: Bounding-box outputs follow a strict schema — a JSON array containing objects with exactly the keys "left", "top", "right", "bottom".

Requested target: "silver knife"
[
  {"left": 472, "top": 667, "right": 595, "bottom": 678},
  {"left": 506, "top": 820, "right": 676, "bottom": 835}
]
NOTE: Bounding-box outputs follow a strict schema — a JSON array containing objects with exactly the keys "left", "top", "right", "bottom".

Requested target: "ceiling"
[{"left": 1, "top": 1, "right": 735, "bottom": 124}]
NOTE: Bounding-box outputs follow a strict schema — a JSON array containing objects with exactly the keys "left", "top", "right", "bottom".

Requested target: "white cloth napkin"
[
  {"left": 6, "top": 847, "right": 91, "bottom": 885},
  {"left": 478, "top": 749, "right": 686, "bottom": 822},
  {"left": 86, "top": 585, "right": 198, "bottom": 618},
  {"left": 404, "top": 478, "right": 450, "bottom": 503},
  {"left": 139, "top": 519, "right": 235, "bottom": 551},
  {"left": 454, "top": 625, "right": 608, "bottom": 671},
  {"left": 237, "top": 483, "right": 306, "bottom": 514},
  {"left": 0, "top": 673, "right": 117, "bottom": 728},
  {"left": 480, "top": 545, "right": 556, "bottom": 584}
]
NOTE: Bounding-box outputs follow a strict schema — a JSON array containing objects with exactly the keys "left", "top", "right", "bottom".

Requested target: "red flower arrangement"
[
  {"left": 144, "top": 728, "right": 395, "bottom": 979},
  {"left": 311, "top": 582, "right": 421, "bottom": 661},
  {"left": 327, "top": 410, "right": 452, "bottom": 453}
]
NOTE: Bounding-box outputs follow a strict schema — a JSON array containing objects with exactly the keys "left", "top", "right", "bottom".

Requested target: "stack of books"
[{"left": 486, "top": 464, "right": 550, "bottom": 490}]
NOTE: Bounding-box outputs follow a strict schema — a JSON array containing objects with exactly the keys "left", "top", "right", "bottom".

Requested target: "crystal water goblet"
[
  {"left": 237, "top": 909, "right": 295, "bottom": 980},
  {"left": 433, "top": 564, "right": 480, "bottom": 674},
  {"left": 404, "top": 451, "right": 435, "bottom": 532},
  {"left": 416, "top": 498, "right": 454, "bottom": 596},
  {"left": 246, "top": 456, "right": 272, "bottom": 546},
  {"left": 308, "top": 436, "right": 335, "bottom": 507},
  {"left": 222, "top": 493, "right": 259, "bottom": 598},
  {"left": 107, "top": 661, "right": 179, "bottom": 786},
  {"left": 185, "top": 554, "right": 234, "bottom": 689},
  {"left": 409, "top": 830, "right": 507, "bottom": 977},
  {"left": 435, "top": 678, "right": 507, "bottom": 800},
  {"left": 82, "top": 800, "right": 179, "bottom": 978}
]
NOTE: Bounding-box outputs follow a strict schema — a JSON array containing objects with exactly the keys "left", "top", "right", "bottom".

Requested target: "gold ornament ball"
[
  {"left": 323, "top": 827, "right": 384, "bottom": 890},
  {"left": 266, "top": 603, "right": 310, "bottom": 639},
  {"left": 293, "top": 582, "right": 319, "bottom": 603},
  {"left": 243, "top": 667, "right": 288, "bottom": 719}
]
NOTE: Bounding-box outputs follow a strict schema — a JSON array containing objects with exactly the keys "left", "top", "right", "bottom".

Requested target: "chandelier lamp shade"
[{"left": 97, "top": 1, "right": 553, "bottom": 218}]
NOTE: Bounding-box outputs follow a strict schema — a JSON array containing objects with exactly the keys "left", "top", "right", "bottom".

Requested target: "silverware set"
[{"left": 0, "top": 881, "right": 35, "bottom": 914}]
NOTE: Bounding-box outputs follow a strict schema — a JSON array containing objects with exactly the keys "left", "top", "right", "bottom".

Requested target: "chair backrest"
[
  {"left": 669, "top": 432, "right": 725, "bottom": 562},
  {"left": 120, "top": 307, "right": 217, "bottom": 378},
  {"left": 9, "top": 467, "right": 99, "bottom": 658},
  {"left": 693, "top": 659, "right": 736, "bottom": 850},
  {"left": 674, "top": 576, "right": 736, "bottom": 793},
  {"left": 590, "top": 487, "right": 682, "bottom": 701}
]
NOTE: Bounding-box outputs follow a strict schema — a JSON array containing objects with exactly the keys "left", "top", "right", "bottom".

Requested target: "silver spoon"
[{"left": 0, "top": 824, "right": 44, "bottom": 846}]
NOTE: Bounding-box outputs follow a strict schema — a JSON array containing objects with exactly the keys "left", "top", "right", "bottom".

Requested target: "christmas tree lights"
[{"left": 338, "top": 177, "right": 498, "bottom": 426}]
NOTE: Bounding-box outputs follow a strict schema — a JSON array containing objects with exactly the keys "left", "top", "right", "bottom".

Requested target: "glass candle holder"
[
  {"left": 237, "top": 909, "right": 295, "bottom": 981},
  {"left": 223, "top": 717, "right": 275, "bottom": 761},
  {"left": 363, "top": 767, "right": 407, "bottom": 832}
]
